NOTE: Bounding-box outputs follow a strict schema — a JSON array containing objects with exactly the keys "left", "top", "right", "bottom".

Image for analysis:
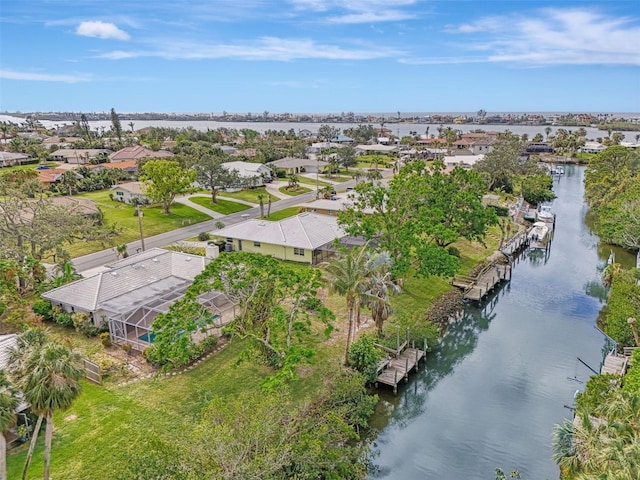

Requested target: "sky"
[{"left": 1, "top": 0, "right": 639, "bottom": 114}]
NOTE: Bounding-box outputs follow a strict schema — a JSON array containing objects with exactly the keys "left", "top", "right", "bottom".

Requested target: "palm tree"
[
  {"left": 8, "top": 329, "right": 48, "bottom": 480},
  {"left": 545, "top": 126, "right": 552, "bottom": 141},
  {"left": 267, "top": 195, "right": 272, "bottom": 218},
  {"left": 325, "top": 246, "right": 371, "bottom": 365},
  {"left": 10, "top": 330, "right": 83, "bottom": 480},
  {"left": 361, "top": 251, "right": 401, "bottom": 336},
  {"left": 0, "top": 370, "right": 19, "bottom": 480},
  {"left": 257, "top": 194, "right": 264, "bottom": 218}
]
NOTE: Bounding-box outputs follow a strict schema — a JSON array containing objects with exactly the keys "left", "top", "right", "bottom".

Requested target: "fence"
[{"left": 83, "top": 358, "right": 102, "bottom": 385}]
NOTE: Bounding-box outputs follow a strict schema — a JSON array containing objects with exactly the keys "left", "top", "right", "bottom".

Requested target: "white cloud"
[
  {"left": 328, "top": 10, "right": 414, "bottom": 24},
  {"left": 76, "top": 21, "right": 130, "bottom": 40},
  {"left": 0, "top": 69, "right": 91, "bottom": 83},
  {"left": 445, "top": 8, "right": 640, "bottom": 66},
  {"left": 290, "top": 0, "right": 418, "bottom": 23},
  {"left": 98, "top": 37, "right": 402, "bottom": 61}
]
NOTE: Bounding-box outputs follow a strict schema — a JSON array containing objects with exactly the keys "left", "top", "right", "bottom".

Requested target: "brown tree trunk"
[
  {"left": 21, "top": 414, "right": 43, "bottom": 480},
  {"left": 43, "top": 413, "right": 53, "bottom": 480}
]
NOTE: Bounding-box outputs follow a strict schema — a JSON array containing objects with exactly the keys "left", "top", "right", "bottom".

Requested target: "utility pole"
[{"left": 137, "top": 206, "right": 145, "bottom": 252}]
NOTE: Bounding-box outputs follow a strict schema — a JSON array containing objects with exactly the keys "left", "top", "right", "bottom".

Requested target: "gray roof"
[
  {"left": 0, "top": 334, "right": 18, "bottom": 371},
  {"left": 268, "top": 157, "right": 328, "bottom": 169},
  {"left": 0, "top": 152, "right": 29, "bottom": 161},
  {"left": 42, "top": 248, "right": 208, "bottom": 312},
  {"left": 214, "top": 213, "right": 345, "bottom": 249}
]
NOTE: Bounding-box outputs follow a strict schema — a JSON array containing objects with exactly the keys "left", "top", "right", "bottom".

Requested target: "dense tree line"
[{"left": 584, "top": 146, "right": 640, "bottom": 250}]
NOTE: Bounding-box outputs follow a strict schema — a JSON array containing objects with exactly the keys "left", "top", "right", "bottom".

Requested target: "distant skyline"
[{"left": 1, "top": 1, "right": 639, "bottom": 113}]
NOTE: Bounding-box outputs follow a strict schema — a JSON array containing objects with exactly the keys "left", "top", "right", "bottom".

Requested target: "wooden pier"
[
  {"left": 600, "top": 352, "right": 629, "bottom": 375},
  {"left": 500, "top": 230, "right": 529, "bottom": 257},
  {"left": 452, "top": 263, "right": 511, "bottom": 302},
  {"left": 375, "top": 341, "right": 426, "bottom": 393}
]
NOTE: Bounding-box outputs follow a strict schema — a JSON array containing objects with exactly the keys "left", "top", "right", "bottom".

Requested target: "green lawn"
[
  {"left": 278, "top": 185, "right": 312, "bottom": 196},
  {"left": 265, "top": 206, "right": 302, "bottom": 221},
  {"left": 6, "top": 341, "right": 279, "bottom": 480},
  {"left": 320, "top": 174, "right": 352, "bottom": 182},
  {"left": 297, "top": 176, "right": 332, "bottom": 188},
  {"left": 217, "top": 187, "right": 276, "bottom": 204},
  {"left": 68, "top": 190, "right": 211, "bottom": 257},
  {"left": 189, "top": 195, "right": 251, "bottom": 214},
  {"left": 0, "top": 161, "right": 61, "bottom": 173}
]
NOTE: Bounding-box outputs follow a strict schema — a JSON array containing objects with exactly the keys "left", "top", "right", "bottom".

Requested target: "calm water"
[
  {"left": 0, "top": 114, "right": 631, "bottom": 142},
  {"left": 367, "top": 165, "right": 636, "bottom": 480}
]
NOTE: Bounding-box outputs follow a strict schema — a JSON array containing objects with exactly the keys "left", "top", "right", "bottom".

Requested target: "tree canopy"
[
  {"left": 140, "top": 160, "right": 196, "bottom": 214},
  {"left": 191, "top": 149, "right": 241, "bottom": 203},
  {"left": 338, "top": 160, "right": 497, "bottom": 278}
]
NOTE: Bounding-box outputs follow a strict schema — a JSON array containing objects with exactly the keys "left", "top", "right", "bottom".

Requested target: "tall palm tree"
[
  {"left": 325, "top": 246, "right": 370, "bottom": 365},
  {"left": 361, "top": 251, "right": 401, "bottom": 336},
  {"left": 8, "top": 329, "right": 48, "bottom": 480},
  {"left": 20, "top": 342, "right": 83, "bottom": 480},
  {"left": 258, "top": 194, "right": 264, "bottom": 219},
  {"left": 0, "top": 370, "right": 19, "bottom": 480},
  {"left": 10, "top": 330, "right": 83, "bottom": 480}
]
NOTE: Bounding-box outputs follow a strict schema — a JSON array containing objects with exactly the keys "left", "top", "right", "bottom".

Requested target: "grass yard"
[
  {"left": 296, "top": 176, "right": 332, "bottom": 188},
  {"left": 265, "top": 206, "right": 302, "bottom": 221},
  {"left": 320, "top": 174, "right": 352, "bottom": 182},
  {"left": 217, "top": 187, "right": 279, "bottom": 204},
  {"left": 0, "top": 161, "right": 61, "bottom": 173},
  {"left": 7, "top": 312, "right": 346, "bottom": 480},
  {"left": 278, "top": 185, "right": 312, "bottom": 196},
  {"left": 189, "top": 195, "right": 251, "bottom": 214},
  {"left": 67, "top": 190, "right": 211, "bottom": 257}
]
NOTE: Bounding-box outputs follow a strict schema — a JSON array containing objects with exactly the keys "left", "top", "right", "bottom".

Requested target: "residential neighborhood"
[{"left": 0, "top": 111, "right": 639, "bottom": 480}]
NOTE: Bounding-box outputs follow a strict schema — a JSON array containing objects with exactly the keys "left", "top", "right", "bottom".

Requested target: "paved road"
[{"left": 71, "top": 179, "right": 360, "bottom": 273}]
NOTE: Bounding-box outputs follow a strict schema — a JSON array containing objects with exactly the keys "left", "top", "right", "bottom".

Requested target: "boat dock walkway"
[
  {"left": 600, "top": 353, "right": 629, "bottom": 375},
  {"left": 451, "top": 263, "right": 512, "bottom": 302},
  {"left": 375, "top": 341, "right": 426, "bottom": 393}
]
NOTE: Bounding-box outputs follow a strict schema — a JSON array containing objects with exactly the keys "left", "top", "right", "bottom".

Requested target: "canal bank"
[{"left": 368, "top": 165, "right": 636, "bottom": 479}]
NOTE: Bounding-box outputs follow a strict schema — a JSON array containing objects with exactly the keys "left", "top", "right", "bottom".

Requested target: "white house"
[
  {"left": 41, "top": 248, "right": 235, "bottom": 351},
  {"left": 111, "top": 181, "right": 150, "bottom": 205},
  {"left": 581, "top": 141, "right": 606, "bottom": 154},
  {"left": 221, "top": 161, "right": 273, "bottom": 186},
  {"left": 212, "top": 213, "right": 346, "bottom": 265}
]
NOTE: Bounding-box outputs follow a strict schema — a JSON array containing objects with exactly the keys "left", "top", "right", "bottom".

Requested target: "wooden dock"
[
  {"left": 375, "top": 341, "right": 426, "bottom": 393},
  {"left": 452, "top": 263, "right": 511, "bottom": 301},
  {"left": 500, "top": 230, "right": 529, "bottom": 257},
  {"left": 601, "top": 353, "right": 629, "bottom": 375}
]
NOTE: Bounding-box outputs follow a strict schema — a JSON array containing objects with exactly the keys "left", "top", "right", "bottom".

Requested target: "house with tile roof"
[
  {"left": 41, "top": 248, "right": 234, "bottom": 351},
  {"left": 111, "top": 181, "right": 150, "bottom": 204},
  {"left": 267, "top": 157, "right": 328, "bottom": 175},
  {"left": 212, "top": 213, "right": 346, "bottom": 264},
  {"left": 109, "top": 145, "right": 174, "bottom": 163},
  {"left": 221, "top": 161, "right": 273, "bottom": 186},
  {"left": 89, "top": 159, "right": 139, "bottom": 174},
  {"left": 0, "top": 151, "right": 30, "bottom": 167},
  {"left": 51, "top": 149, "right": 111, "bottom": 164}
]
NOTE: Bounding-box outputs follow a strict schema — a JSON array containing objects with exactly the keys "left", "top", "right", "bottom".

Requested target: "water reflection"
[{"left": 367, "top": 166, "right": 637, "bottom": 480}]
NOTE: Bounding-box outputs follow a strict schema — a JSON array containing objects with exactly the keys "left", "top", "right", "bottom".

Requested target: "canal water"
[{"left": 368, "top": 165, "right": 636, "bottom": 479}]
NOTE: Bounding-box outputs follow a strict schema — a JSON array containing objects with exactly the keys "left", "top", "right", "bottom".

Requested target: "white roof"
[
  {"left": 214, "top": 213, "right": 346, "bottom": 249},
  {"left": 222, "top": 161, "right": 271, "bottom": 178},
  {"left": 443, "top": 154, "right": 485, "bottom": 166},
  {"left": 0, "top": 334, "right": 29, "bottom": 412},
  {"left": 42, "top": 248, "right": 208, "bottom": 312},
  {"left": 356, "top": 144, "right": 398, "bottom": 153}
]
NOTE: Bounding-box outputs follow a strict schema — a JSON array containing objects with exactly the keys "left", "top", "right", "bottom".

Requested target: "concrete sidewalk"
[{"left": 174, "top": 195, "right": 223, "bottom": 219}]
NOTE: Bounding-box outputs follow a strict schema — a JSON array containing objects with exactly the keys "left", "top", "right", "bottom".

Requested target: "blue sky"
[{"left": 1, "top": 0, "right": 639, "bottom": 113}]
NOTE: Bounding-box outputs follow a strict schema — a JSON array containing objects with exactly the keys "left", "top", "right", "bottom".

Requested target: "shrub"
[
  {"left": 54, "top": 311, "right": 74, "bottom": 327},
  {"left": 348, "top": 334, "right": 383, "bottom": 383},
  {"left": 575, "top": 373, "right": 622, "bottom": 412},
  {"left": 488, "top": 204, "right": 510, "bottom": 217},
  {"left": 301, "top": 297, "right": 323, "bottom": 312},
  {"left": 72, "top": 312, "right": 99, "bottom": 337},
  {"left": 32, "top": 300, "right": 53, "bottom": 321},
  {"left": 623, "top": 349, "right": 640, "bottom": 394},
  {"left": 122, "top": 342, "right": 132, "bottom": 355},
  {"left": 100, "top": 331, "right": 112, "bottom": 348},
  {"left": 198, "top": 231, "right": 211, "bottom": 241},
  {"left": 447, "top": 246, "right": 461, "bottom": 258}
]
